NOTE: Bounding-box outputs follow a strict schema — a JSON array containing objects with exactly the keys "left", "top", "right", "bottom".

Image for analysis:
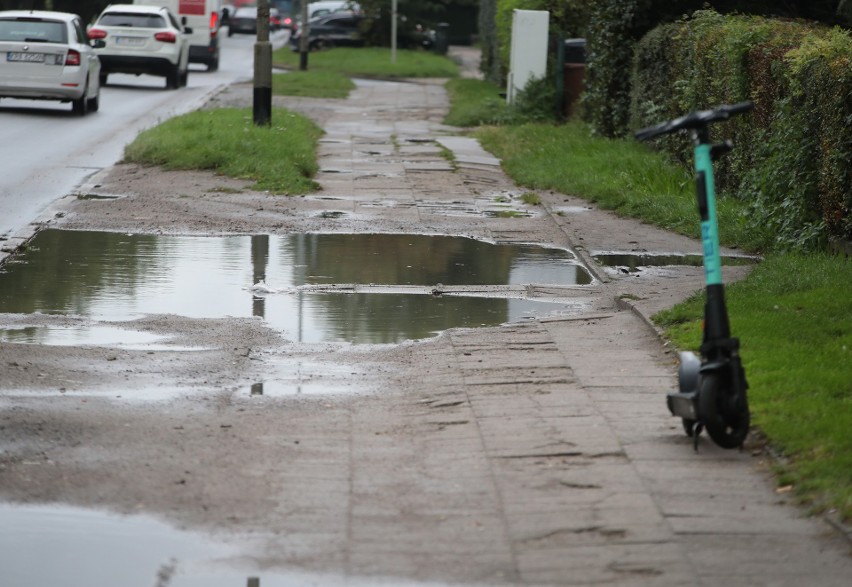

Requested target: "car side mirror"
[
  {"left": 90, "top": 39, "right": 106, "bottom": 49},
  {"left": 184, "top": 26, "right": 193, "bottom": 34}
]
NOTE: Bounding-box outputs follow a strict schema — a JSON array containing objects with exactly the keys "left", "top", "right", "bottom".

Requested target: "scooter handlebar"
[
  {"left": 724, "top": 101, "right": 755, "bottom": 116},
  {"left": 634, "top": 120, "right": 674, "bottom": 142},
  {"left": 635, "top": 101, "right": 754, "bottom": 142}
]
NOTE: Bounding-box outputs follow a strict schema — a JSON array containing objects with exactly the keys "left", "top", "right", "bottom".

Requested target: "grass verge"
[
  {"left": 123, "top": 107, "right": 322, "bottom": 194},
  {"left": 475, "top": 121, "right": 767, "bottom": 251},
  {"left": 272, "top": 46, "right": 459, "bottom": 78},
  {"left": 654, "top": 254, "right": 852, "bottom": 519},
  {"left": 444, "top": 78, "right": 508, "bottom": 127},
  {"left": 272, "top": 70, "right": 355, "bottom": 98}
]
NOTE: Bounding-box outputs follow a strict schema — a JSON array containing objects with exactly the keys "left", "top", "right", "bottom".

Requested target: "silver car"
[
  {"left": 0, "top": 10, "right": 102, "bottom": 115},
  {"left": 88, "top": 4, "right": 191, "bottom": 90}
]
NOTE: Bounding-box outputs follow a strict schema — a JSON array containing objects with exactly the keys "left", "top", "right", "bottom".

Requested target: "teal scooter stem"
[{"left": 636, "top": 103, "right": 753, "bottom": 450}]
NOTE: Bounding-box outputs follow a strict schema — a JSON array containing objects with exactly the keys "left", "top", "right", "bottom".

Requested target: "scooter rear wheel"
[{"left": 699, "top": 372, "right": 750, "bottom": 448}]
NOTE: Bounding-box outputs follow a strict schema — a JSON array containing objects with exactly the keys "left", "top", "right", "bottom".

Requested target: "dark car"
[
  {"left": 289, "top": 11, "right": 363, "bottom": 51},
  {"left": 227, "top": 6, "right": 282, "bottom": 36}
]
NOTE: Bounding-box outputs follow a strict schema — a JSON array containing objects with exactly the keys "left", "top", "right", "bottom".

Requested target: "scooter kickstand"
[{"left": 692, "top": 422, "right": 704, "bottom": 453}]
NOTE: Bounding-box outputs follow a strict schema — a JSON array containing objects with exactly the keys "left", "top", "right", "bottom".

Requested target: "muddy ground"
[{"left": 3, "top": 75, "right": 847, "bottom": 586}]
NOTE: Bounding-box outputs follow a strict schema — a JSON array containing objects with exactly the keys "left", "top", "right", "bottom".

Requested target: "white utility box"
[{"left": 507, "top": 9, "right": 550, "bottom": 104}]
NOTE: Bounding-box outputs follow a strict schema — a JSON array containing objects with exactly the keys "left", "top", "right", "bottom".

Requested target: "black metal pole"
[
  {"left": 299, "top": 0, "right": 309, "bottom": 70},
  {"left": 253, "top": 0, "right": 272, "bottom": 126}
]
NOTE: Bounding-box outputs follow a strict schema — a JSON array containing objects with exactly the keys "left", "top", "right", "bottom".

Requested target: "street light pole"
[
  {"left": 391, "top": 0, "right": 397, "bottom": 64},
  {"left": 299, "top": 0, "right": 309, "bottom": 70},
  {"left": 253, "top": 0, "right": 272, "bottom": 126}
]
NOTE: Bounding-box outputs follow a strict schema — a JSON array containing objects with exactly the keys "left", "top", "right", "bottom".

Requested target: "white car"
[
  {"left": 88, "top": 4, "right": 190, "bottom": 89},
  {"left": 0, "top": 10, "right": 103, "bottom": 115}
]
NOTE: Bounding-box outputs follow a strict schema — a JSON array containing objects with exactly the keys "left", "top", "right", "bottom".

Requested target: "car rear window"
[
  {"left": 98, "top": 13, "right": 167, "bottom": 28},
  {"left": 324, "top": 16, "right": 358, "bottom": 27},
  {"left": 0, "top": 18, "right": 68, "bottom": 44}
]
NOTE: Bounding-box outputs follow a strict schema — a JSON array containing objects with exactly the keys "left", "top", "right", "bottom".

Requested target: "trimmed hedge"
[
  {"left": 581, "top": 0, "right": 640, "bottom": 138},
  {"left": 630, "top": 10, "right": 852, "bottom": 250}
]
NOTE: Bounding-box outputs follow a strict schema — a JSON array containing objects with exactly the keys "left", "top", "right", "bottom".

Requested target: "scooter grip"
[
  {"left": 635, "top": 121, "right": 670, "bottom": 142},
  {"left": 724, "top": 101, "right": 754, "bottom": 116}
]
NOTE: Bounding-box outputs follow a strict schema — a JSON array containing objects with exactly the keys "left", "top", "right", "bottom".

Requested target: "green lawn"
[
  {"left": 444, "top": 78, "right": 508, "bottom": 127},
  {"left": 272, "top": 46, "right": 459, "bottom": 78},
  {"left": 475, "top": 121, "right": 766, "bottom": 252},
  {"left": 273, "top": 70, "right": 355, "bottom": 98},
  {"left": 123, "top": 107, "right": 322, "bottom": 194}
]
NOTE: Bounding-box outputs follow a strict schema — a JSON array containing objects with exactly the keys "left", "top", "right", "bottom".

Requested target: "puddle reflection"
[
  {"left": 0, "top": 503, "right": 235, "bottom": 587},
  {"left": 594, "top": 252, "right": 758, "bottom": 272},
  {"left": 0, "top": 323, "right": 197, "bottom": 350},
  {"left": 0, "top": 503, "right": 472, "bottom": 587},
  {"left": 0, "top": 231, "right": 590, "bottom": 344}
]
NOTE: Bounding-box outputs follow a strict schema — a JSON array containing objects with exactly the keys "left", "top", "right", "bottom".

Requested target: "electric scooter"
[{"left": 635, "top": 102, "right": 753, "bottom": 450}]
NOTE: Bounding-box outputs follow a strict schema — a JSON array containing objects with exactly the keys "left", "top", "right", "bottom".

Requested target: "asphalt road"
[{"left": 0, "top": 28, "right": 288, "bottom": 241}]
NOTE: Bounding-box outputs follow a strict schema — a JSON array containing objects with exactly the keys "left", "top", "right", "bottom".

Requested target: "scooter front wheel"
[{"left": 699, "top": 372, "right": 750, "bottom": 448}]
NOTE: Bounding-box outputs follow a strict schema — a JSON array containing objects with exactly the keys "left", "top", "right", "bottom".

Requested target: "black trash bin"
[{"left": 433, "top": 22, "right": 449, "bottom": 55}]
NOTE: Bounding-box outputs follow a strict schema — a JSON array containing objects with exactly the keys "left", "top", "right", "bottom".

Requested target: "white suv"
[
  {"left": 0, "top": 10, "right": 102, "bottom": 115},
  {"left": 88, "top": 4, "right": 190, "bottom": 89}
]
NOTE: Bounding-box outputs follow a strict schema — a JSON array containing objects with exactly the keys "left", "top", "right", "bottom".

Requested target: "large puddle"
[
  {"left": 0, "top": 230, "right": 592, "bottom": 345},
  {"left": 0, "top": 503, "right": 465, "bottom": 587}
]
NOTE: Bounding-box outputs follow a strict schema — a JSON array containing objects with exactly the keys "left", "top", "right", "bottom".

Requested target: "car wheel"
[
  {"left": 166, "top": 64, "right": 181, "bottom": 90},
  {"left": 99, "top": 72, "right": 108, "bottom": 86},
  {"left": 87, "top": 86, "right": 100, "bottom": 113},
  {"left": 71, "top": 85, "right": 88, "bottom": 116},
  {"left": 207, "top": 56, "right": 219, "bottom": 72}
]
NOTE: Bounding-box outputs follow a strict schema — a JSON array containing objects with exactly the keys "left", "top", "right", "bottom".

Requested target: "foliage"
[
  {"left": 444, "top": 75, "right": 561, "bottom": 127},
  {"left": 581, "top": 0, "right": 641, "bottom": 138},
  {"left": 444, "top": 78, "right": 508, "bottom": 127},
  {"left": 477, "top": 0, "right": 500, "bottom": 84},
  {"left": 654, "top": 253, "right": 852, "bottom": 520},
  {"left": 630, "top": 11, "right": 852, "bottom": 248},
  {"left": 123, "top": 108, "right": 322, "bottom": 195},
  {"left": 582, "top": 0, "right": 851, "bottom": 140},
  {"left": 783, "top": 30, "right": 852, "bottom": 243}
]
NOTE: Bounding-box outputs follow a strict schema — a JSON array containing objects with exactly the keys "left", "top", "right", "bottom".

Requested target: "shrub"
[
  {"left": 630, "top": 11, "right": 852, "bottom": 249},
  {"left": 582, "top": 0, "right": 640, "bottom": 138}
]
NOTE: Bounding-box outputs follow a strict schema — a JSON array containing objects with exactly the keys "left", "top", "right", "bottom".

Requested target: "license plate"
[
  {"left": 7, "top": 51, "right": 45, "bottom": 63},
  {"left": 115, "top": 36, "right": 145, "bottom": 46}
]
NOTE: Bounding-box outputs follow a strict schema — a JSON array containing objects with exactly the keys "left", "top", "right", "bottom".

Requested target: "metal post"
[
  {"left": 253, "top": 0, "right": 272, "bottom": 126},
  {"left": 555, "top": 33, "right": 565, "bottom": 121},
  {"left": 391, "top": 0, "right": 397, "bottom": 64},
  {"left": 299, "top": 0, "right": 309, "bottom": 71}
]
